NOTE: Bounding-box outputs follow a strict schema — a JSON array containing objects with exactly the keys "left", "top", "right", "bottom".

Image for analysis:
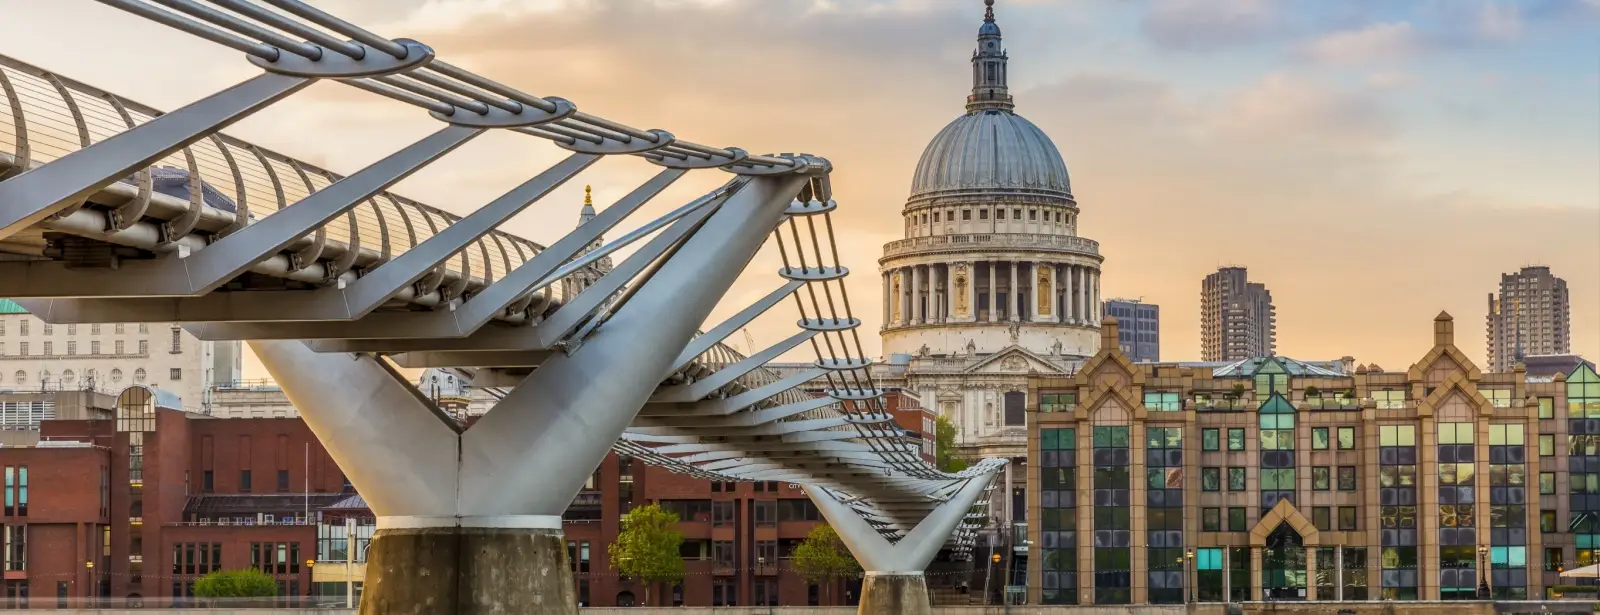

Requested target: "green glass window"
[
  {"left": 1259, "top": 395, "right": 1296, "bottom": 450},
  {"left": 1337, "top": 426, "right": 1356, "bottom": 450},
  {"left": 1227, "top": 429, "right": 1245, "bottom": 451},
  {"left": 1312, "top": 466, "right": 1331, "bottom": 490},
  {"left": 1538, "top": 397, "right": 1555, "bottom": 419},
  {"left": 1540, "top": 472, "right": 1555, "bottom": 494},
  {"left": 1540, "top": 435, "right": 1555, "bottom": 457},
  {"left": 1202, "top": 428, "right": 1220, "bottom": 451},
  {"left": 1379, "top": 425, "right": 1416, "bottom": 447},
  {"left": 1312, "top": 427, "right": 1330, "bottom": 450},
  {"left": 1262, "top": 468, "right": 1296, "bottom": 490},
  {"left": 1483, "top": 389, "right": 1513, "bottom": 408},
  {"left": 1202, "top": 468, "right": 1221, "bottom": 492},
  {"left": 1228, "top": 467, "right": 1246, "bottom": 491},
  {"left": 1143, "top": 391, "right": 1181, "bottom": 412},
  {"left": 1253, "top": 359, "right": 1288, "bottom": 397},
  {"left": 1042, "top": 428, "right": 1075, "bottom": 451},
  {"left": 1488, "top": 424, "right": 1523, "bottom": 446},
  {"left": 1227, "top": 507, "right": 1247, "bottom": 532},
  {"left": 1569, "top": 365, "right": 1600, "bottom": 418},
  {"left": 1041, "top": 392, "right": 1077, "bottom": 413},
  {"left": 1202, "top": 508, "right": 1221, "bottom": 532},
  {"left": 1094, "top": 426, "right": 1130, "bottom": 448},
  {"left": 1541, "top": 510, "right": 1557, "bottom": 533},
  {"left": 1441, "top": 422, "right": 1475, "bottom": 445},
  {"left": 1372, "top": 389, "right": 1407, "bottom": 410}
]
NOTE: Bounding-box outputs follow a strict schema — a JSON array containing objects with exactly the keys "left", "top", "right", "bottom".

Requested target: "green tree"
[
  {"left": 792, "top": 524, "right": 862, "bottom": 605},
  {"left": 608, "top": 503, "right": 686, "bottom": 606},
  {"left": 192, "top": 568, "right": 278, "bottom": 601},
  {"left": 935, "top": 414, "right": 970, "bottom": 473}
]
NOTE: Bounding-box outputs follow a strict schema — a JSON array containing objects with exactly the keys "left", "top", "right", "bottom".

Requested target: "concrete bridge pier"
[
  {"left": 805, "top": 473, "right": 1000, "bottom": 615},
  {"left": 253, "top": 172, "right": 811, "bottom": 615}
]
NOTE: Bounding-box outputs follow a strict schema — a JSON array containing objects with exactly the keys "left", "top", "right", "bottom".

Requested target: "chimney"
[{"left": 1101, "top": 316, "right": 1120, "bottom": 352}]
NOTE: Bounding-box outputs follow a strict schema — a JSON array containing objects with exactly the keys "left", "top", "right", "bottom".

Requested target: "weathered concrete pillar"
[
  {"left": 805, "top": 470, "right": 1002, "bottom": 615},
  {"left": 858, "top": 574, "right": 931, "bottom": 615},
  {"left": 361, "top": 527, "right": 576, "bottom": 615}
]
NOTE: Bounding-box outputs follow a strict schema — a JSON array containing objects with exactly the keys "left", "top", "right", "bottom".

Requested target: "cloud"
[
  {"left": 1211, "top": 73, "right": 1396, "bottom": 146},
  {"left": 1299, "top": 21, "right": 1420, "bottom": 65},
  {"left": 1140, "top": 0, "right": 1287, "bottom": 51}
]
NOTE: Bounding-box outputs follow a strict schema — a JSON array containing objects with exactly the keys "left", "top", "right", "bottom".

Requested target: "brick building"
[
  {"left": 0, "top": 378, "right": 935, "bottom": 608},
  {"left": 1027, "top": 312, "right": 1600, "bottom": 604}
]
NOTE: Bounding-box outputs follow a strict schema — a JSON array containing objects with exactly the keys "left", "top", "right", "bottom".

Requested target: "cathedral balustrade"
[{"left": 881, "top": 231, "right": 1099, "bottom": 258}]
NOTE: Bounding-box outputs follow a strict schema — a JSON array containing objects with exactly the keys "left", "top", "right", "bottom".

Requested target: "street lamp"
[
  {"left": 85, "top": 561, "right": 95, "bottom": 607},
  {"left": 1185, "top": 548, "right": 1196, "bottom": 603},
  {"left": 1476, "top": 545, "right": 1491, "bottom": 600}
]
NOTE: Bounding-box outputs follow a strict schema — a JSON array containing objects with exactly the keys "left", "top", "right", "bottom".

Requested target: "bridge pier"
[
  {"left": 805, "top": 473, "right": 999, "bottom": 615},
  {"left": 251, "top": 173, "right": 809, "bottom": 615}
]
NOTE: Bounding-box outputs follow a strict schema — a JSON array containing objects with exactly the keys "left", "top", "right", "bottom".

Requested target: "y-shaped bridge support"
[
  {"left": 254, "top": 173, "right": 808, "bottom": 615},
  {"left": 804, "top": 472, "right": 999, "bottom": 615}
]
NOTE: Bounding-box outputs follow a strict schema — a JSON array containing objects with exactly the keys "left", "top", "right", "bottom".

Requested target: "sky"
[{"left": 0, "top": 0, "right": 1596, "bottom": 375}]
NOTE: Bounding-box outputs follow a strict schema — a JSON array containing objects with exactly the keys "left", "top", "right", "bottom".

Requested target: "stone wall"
[{"left": 44, "top": 603, "right": 1577, "bottom": 615}]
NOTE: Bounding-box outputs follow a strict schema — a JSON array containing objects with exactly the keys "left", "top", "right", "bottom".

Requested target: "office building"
[
  {"left": 1028, "top": 312, "right": 1598, "bottom": 604},
  {"left": 1488, "top": 266, "right": 1571, "bottom": 373},
  {"left": 1201, "top": 267, "right": 1276, "bottom": 362},
  {"left": 1103, "top": 299, "right": 1160, "bottom": 362}
]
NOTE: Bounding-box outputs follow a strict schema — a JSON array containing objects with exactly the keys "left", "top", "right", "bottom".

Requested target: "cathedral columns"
[
  {"left": 1092, "top": 268, "right": 1101, "bottom": 326},
  {"left": 987, "top": 261, "right": 998, "bottom": 323},
  {"left": 911, "top": 265, "right": 923, "bottom": 324},
  {"left": 1009, "top": 261, "right": 1020, "bottom": 323},
  {"left": 900, "top": 268, "right": 913, "bottom": 327},
  {"left": 882, "top": 270, "right": 891, "bottom": 328}
]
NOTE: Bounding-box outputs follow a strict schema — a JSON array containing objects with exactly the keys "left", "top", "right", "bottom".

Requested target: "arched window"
[
  {"left": 134, "top": 368, "right": 147, "bottom": 383},
  {"left": 62, "top": 370, "right": 75, "bottom": 386},
  {"left": 12, "top": 371, "right": 23, "bottom": 384},
  {"left": 111, "top": 368, "right": 124, "bottom": 383}
]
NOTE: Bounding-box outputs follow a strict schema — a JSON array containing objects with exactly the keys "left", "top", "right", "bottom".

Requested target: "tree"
[
  {"left": 193, "top": 569, "right": 278, "bottom": 602},
  {"left": 935, "top": 414, "right": 970, "bottom": 473},
  {"left": 608, "top": 503, "right": 685, "bottom": 606},
  {"left": 792, "top": 524, "right": 862, "bottom": 605}
]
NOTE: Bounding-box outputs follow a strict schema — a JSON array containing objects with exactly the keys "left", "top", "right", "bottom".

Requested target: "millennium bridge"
[{"left": 0, "top": 1, "right": 1003, "bottom": 613}]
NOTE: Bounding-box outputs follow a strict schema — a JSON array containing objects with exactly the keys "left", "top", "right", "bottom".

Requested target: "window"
[
  {"left": 277, "top": 470, "right": 289, "bottom": 492},
  {"left": 712, "top": 541, "right": 735, "bottom": 567},
  {"left": 41, "top": 323, "right": 50, "bottom": 335},
  {"left": 1003, "top": 391, "right": 1025, "bottom": 426},
  {"left": 1540, "top": 472, "right": 1555, "bottom": 494},
  {"left": 115, "top": 324, "right": 124, "bottom": 334},
  {"left": 1201, "top": 468, "right": 1220, "bottom": 492},
  {"left": 1337, "top": 426, "right": 1356, "bottom": 450},
  {"left": 1261, "top": 468, "right": 1295, "bottom": 490},
  {"left": 1202, "top": 428, "right": 1219, "bottom": 451},
  {"left": 1029, "top": 209, "right": 1037, "bottom": 221},
  {"left": 68, "top": 341, "right": 76, "bottom": 355},
  {"left": 1372, "top": 389, "right": 1406, "bottom": 409},
  {"left": 90, "top": 324, "right": 99, "bottom": 335},
  {"left": 1312, "top": 467, "right": 1331, "bottom": 490},
  {"left": 1143, "top": 391, "right": 1180, "bottom": 411},
  {"left": 1312, "top": 507, "right": 1331, "bottom": 531},
  {"left": 42, "top": 342, "right": 50, "bottom": 356},
  {"left": 978, "top": 209, "right": 988, "bottom": 220},
  {"left": 1227, "top": 507, "right": 1246, "bottom": 532},
  {"left": 1540, "top": 435, "right": 1555, "bottom": 456},
  {"left": 1312, "top": 427, "right": 1330, "bottom": 449},
  {"left": 1338, "top": 466, "right": 1356, "bottom": 491},
  {"left": 996, "top": 209, "right": 1006, "bottom": 220},
  {"left": 139, "top": 340, "right": 148, "bottom": 354},
  {"left": 1538, "top": 397, "right": 1555, "bottom": 419},
  {"left": 1227, "top": 428, "right": 1244, "bottom": 451},
  {"left": 1483, "top": 389, "right": 1512, "bottom": 408},
  {"left": 1339, "top": 507, "right": 1358, "bottom": 531},
  {"left": 1202, "top": 508, "right": 1221, "bottom": 531},
  {"left": 115, "top": 340, "right": 124, "bottom": 354},
  {"left": 712, "top": 501, "right": 735, "bottom": 527},
  {"left": 170, "top": 368, "right": 182, "bottom": 381},
  {"left": 1227, "top": 467, "right": 1245, "bottom": 491},
  {"left": 1040, "top": 392, "right": 1076, "bottom": 413},
  {"left": 1541, "top": 510, "right": 1557, "bottom": 533},
  {"left": 92, "top": 341, "right": 101, "bottom": 355},
  {"left": 240, "top": 470, "right": 252, "bottom": 492},
  {"left": 202, "top": 471, "right": 213, "bottom": 493},
  {"left": 1546, "top": 548, "right": 1565, "bottom": 572},
  {"left": 753, "top": 500, "right": 776, "bottom": 526},
  {"left": 170, "top": 327, "right": 182, "bottom": 353},
  {"left": 961, "top": 209, "right": 971, "bottom": 221},
  {"left": 138, "top": 323, "right": 148, "bottom": 334}
]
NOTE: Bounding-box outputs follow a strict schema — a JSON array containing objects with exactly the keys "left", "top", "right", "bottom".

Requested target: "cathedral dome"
[
  {"left": 909, "top": 111, "right": 1072, "bottom": 200},
  {"left": 906, "top": 0, "right": 1072, "bottom": 202}
]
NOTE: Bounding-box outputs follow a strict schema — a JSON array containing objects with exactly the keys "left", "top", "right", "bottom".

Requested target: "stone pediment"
[{"left": 963, "top": 346, "right": 1065, "bottom": 375}]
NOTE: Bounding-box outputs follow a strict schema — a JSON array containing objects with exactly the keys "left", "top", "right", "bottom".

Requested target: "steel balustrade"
[{"left": 0, "top": 0, "right": 1003, "bottom": 561}]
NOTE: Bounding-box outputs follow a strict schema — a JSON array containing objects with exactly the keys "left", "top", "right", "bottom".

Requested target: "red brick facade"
[{"left": 2, "top": 389, "right": 933, "bottom": 608}]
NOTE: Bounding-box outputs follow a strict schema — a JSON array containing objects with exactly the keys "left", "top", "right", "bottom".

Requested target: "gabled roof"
[
  {"left": 0, "top": 299, "right": 28, "bottom": 314},
  {"left": 1258, "top": 393, "right": 1295, "bottom": 414},
  {"left": 961, "top": 345, "right": 1065, "bottom": 375}
]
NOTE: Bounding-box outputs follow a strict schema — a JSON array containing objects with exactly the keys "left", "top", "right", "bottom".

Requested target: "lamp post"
[
  {"left": 1186, "top": 548, "right": 1195, "bottom": 603},
  {"left": 1476, "top": 545, "right": 1491, "bottom": 600},
  {"left": 991, "top": 552, "right": 1002, "bottom": 607},
  {"left": 84, "top": 561, "right": 94, "bottom": 608}
]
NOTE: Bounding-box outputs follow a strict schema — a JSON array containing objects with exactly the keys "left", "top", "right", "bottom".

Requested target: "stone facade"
[{"left": 1028, "top": 311, "right": 1600, "bottom": 604}]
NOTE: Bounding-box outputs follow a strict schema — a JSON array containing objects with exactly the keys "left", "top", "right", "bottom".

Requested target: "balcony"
[
  {"left": 1303, "top": 396, "right": 1359, "bottom": 410},
  {"left": 882, "top": 233, "right": 1100, "bottom": 259}
]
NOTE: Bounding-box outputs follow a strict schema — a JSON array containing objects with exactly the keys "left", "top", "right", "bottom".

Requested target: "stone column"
[
  {"left": 1092, "top": 268, "right": 1102, "bottom": 325},
  {"left": 987, "top": 261, "right": 997, "bottom": 323},
  {"left": 1009, "top": 261, "right": 1020, "bottom": 322},
  {"left": 1050, "top": 263, "right": 1060, "bottom": 323},
  {"left": 911, "top": 265, "right": 923, "bottom": 324},
  {"left": 1249, "top": 546, "right": 1263, "bottom": 601},
  {"left": 966, "top": 261, "right": 977, "bottom": 324},
  {"left": 1077, "top": 266, "right": 1087, "bottom": 325},
  {"left": 901, "top": 268, "right": 912, "bottom": 327},
  {"left": 882, "top": 271, "right": 891, "bottom": 329},
  {"left": 1305, "top": 545, "right": 1318, "bottom": 601}
]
